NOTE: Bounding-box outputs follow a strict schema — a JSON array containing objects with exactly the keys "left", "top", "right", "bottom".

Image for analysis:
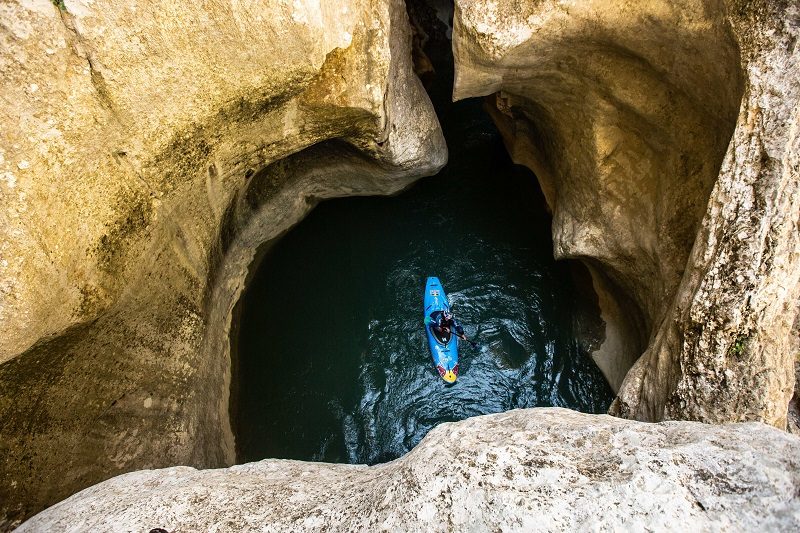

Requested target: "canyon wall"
[
  {"left": 3, "top": 0, "right": 798, "bottom": 527},
  {"left": 453, "top": 0, "right": 799, "bottom": 425},
  {"left": 19, "top": 408, "right": 800, "bottom": 531},
  {"left": 0, "top": 0, "right": 445, "bottom": 526}
]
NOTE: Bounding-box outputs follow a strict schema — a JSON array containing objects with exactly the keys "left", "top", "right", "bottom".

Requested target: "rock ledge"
[{"left": 20, "top": 408, "right": 800, "bottom": 532}]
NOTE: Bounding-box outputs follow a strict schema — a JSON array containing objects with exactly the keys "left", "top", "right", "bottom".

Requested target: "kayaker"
[{"left": 431, "top": 310, "right": 468, "bottom": 341}]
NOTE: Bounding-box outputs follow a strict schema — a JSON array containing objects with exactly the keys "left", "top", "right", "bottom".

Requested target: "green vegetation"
[{"left": 730, "top": 334, "right": 749, "bottom": 357}]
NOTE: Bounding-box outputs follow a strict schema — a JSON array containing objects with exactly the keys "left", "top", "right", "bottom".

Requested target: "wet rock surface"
[{"left": 20, "top": 408, "right": 800, "bottom": 532}]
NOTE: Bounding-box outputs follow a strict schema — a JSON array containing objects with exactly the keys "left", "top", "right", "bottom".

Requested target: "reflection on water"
[{"left": 233, "top": 92, "right": 614, "bottom": 465}]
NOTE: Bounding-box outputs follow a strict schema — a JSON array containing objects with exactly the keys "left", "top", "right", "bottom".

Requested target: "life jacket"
[
  {"left": 430, "top": 310, "right": 455, "bottom": 330},
  {"left": 428, "top": 310, "right": 440, "bottom": 327}
]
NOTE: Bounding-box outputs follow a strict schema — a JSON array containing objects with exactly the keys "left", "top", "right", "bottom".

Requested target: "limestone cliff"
[
  {"left": 0, "top": 0, "right": 445, "bottom": 526},
  {"left": 3, "top": 0, "right": 799, "bottom": 527},
  {"left": 453, "top": 0, "right": 799, "bottom": 426},
  {"left": 18, "top": 409, "right": 800, "bottom": 531}
]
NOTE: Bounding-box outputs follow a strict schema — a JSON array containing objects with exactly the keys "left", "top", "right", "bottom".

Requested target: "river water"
[{"left": 233, "top": 19, "right": 614, "bottom": 464}]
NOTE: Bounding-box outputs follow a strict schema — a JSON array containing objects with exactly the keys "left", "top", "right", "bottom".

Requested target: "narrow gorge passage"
[{"left": 232, "top": 6, "right": 614, "bottom": 464}]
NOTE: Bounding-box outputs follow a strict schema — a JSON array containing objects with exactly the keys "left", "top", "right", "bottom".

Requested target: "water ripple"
[{"left": 234, "top": 97, "right": 614, "bottom": 466}]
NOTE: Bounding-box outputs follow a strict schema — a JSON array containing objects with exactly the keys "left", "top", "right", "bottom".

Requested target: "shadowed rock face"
[
  {"left": 0, "top": 0, "right": 445, "bottom": 526},
  {"left": 453, "top": 0, "right": 799, "bottom": 425},
  {"left": 17, "top": 409, "right": 800, "bottom": 532}
]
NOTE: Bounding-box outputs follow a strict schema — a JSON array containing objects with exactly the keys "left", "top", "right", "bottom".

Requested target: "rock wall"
[
  {"left": 3, "top": 0, "right": 797, "bottom": 527},
  {"left": 18, "top": 408, "right": 800, "bottom": 532},
  {"left": 617, "top": 0, "right": 800, "bottom": 426},
  {"left": 0, "top": 0, "right": 445, "bottom": 526},
  {"left": 453, "top": 0, "right": 799, "bottom": 425}
]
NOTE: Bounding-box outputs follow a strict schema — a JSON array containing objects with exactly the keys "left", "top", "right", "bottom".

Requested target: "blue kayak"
[{"left": 423, "top": 277, "right": 459, "bottom": 383}]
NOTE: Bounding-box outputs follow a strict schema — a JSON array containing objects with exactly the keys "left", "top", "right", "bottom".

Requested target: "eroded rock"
[
  {"left": 0, "top": 0, "right": 445, "bottom": 526},
  {"left": 18, "top": 408, "right": 800, "bottom": 532},
  {"left": 453, "top": 0, "right": 800, "bottom": 425}
]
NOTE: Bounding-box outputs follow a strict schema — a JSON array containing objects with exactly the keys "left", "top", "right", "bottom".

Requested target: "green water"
[
  {"left": 234, "top": 10, "right": 613, "bottom": 463},
  {"left": 233, "top": 92, "right": 614, "bottom": 465}
]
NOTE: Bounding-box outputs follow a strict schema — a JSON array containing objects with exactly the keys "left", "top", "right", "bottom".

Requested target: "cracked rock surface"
[{"left": 19, "top": 408, "right": 800, "bottom": 532}]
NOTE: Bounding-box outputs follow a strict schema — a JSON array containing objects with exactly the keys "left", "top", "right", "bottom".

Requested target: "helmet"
[{"left": 443, "top": 310, "right": 453, "bottom": 320}]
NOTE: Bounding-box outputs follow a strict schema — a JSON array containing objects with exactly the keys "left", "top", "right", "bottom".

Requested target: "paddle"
[
  {"left": 432, "top": 312, "right": 480, "bottom": 348},
  {"left": 463, "top": 336, "right": 479, "bottom": 349},
  {"left": 455, "top": 331, "right": 479, "bottom": 349}
]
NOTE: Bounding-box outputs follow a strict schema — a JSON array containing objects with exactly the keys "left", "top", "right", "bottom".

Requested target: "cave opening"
[{"left": 230, "top": 0, "right": 614, "bottom": 465}]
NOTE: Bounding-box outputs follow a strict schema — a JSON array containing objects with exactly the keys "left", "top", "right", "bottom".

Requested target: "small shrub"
[{"left": 730, "top": 334, "right": 749, "bottom": 357}]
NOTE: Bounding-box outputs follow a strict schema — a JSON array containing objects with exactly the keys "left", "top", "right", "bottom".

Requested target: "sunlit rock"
[
  {"left": 19, "top": 409, "right": 800, "bottom": 532},
  {"left": 0, "top": 0, "right": 445, "bottom": 525}
]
